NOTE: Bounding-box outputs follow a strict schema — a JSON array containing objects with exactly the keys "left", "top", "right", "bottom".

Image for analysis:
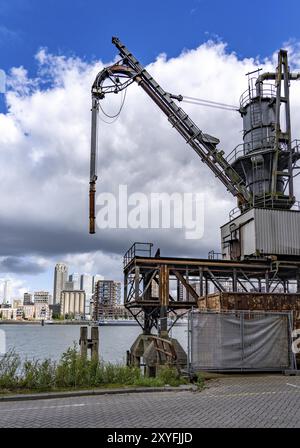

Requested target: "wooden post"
[
  {"left": 80, "top": 326, "right": 88, "bottom": 358},
  {"left": 126, "top": 350, "right": 131, "bottom": 366},
  {"left": 91, "top": 326, "right": 99, "bottom": 360}
]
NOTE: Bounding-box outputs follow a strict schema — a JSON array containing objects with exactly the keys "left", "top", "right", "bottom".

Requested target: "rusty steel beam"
[
  {"left": 123, "top": 244, "right": 300, "bottom": 333},
  {"left": 173, "top": 270, "right": 199, "bottom": 302}
]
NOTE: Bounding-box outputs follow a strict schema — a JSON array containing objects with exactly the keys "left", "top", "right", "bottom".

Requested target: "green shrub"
[
  {"left": 0, "top": 350, "right": 21, "bottom": 389},
  {"left": 20, "top": 359, "right": 56, "bottom": 391},
  {"left": 0, "top": 346, "right": 189, "bottom": 392},
  {"left": 196, "top": 373, "right": 205, "bottom": 390},
  {"left": 156, "top": 365, "right": 187, "bottom": 387}
]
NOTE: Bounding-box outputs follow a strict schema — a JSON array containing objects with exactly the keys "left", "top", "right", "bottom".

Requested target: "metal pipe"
[
  {"left": 89, "top": 97, "right": 99, "bottom": 234},
  {"left": 89, "top": 180, "right": 96, "bottom": 234},
  {"left": 256, "top": 71, "right": 300, "bottom": 85}
]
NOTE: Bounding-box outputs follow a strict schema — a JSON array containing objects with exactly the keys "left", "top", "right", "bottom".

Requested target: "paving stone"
[{"left": 0, "top": 375, "right": 299, "bottom": 428}]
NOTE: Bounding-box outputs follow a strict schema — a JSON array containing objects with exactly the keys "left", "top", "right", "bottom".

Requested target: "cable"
[
  {"left": 98, "top": 87, "right": 127, "bottom": 120},
  {"left": 182, "top": 95, "right": 238, "bottom": 109},
  {"left": 182, "top": 99, "right": 238, "bottom": 111}
]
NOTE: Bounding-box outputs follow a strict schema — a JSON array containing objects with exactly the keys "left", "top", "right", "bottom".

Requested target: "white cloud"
[
  {"left": 1, "top": 39, "right": 300, "bottom": 291},
  {"left": 0, "top": 276, "right": 28, "bottom": 300}
]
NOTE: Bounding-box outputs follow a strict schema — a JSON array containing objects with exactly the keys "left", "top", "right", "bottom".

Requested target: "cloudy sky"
[{"left": 1, "top": 0, "right": 300, "bottom": 299}]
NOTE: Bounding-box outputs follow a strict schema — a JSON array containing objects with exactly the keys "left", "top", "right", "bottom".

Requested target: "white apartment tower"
[
  {"left": 81, "top": 274, "right": 93, "bottom": 318},
  {"left": 53, "top": 263, "right": 68, "bottom": 305}
]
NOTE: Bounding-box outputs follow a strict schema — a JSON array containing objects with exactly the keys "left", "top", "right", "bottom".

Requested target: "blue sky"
[
  {"left": 0, "top": 0, "right": 299, "bottom": 75},
  {"left": 1, "top": 0, "right": 300, "bottom": 297}
]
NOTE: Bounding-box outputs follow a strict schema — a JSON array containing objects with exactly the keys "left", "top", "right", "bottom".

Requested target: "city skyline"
[
  {"left": 0, "top": 261, "right": 123, "bottom": 322},
  {"left": 0, "top": 263, "right": 109, "bottom": 303},
  {"left": 1, "top": 0, "right": 300, "bottom": 304}
]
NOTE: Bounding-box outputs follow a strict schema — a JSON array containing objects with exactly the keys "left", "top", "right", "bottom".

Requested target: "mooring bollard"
[
  {"left": 91, "top": 326, "right": 99, "bottom": 360},
  {"left": 79, "top": 326, "right": 99, "bottom": 360},
  {"left": 79, "top": 326, "right": 88, "bottom": 358}
]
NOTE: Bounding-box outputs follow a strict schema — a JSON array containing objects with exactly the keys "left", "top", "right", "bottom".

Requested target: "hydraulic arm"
[{"left": 89, "top": 37, "right": 252, "bottom": 234}]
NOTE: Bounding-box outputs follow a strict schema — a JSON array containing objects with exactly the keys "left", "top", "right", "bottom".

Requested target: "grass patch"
[
  {"left": 0, "top": 346, "right": 189, "bottom": 394},
  {"left": 195, "top": 373, "right": 205, "bottom": 390}
]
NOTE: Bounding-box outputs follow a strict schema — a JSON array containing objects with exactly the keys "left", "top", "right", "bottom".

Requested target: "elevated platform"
[{"left": 123, "top": 243, "right": 300, "bottom": 334}]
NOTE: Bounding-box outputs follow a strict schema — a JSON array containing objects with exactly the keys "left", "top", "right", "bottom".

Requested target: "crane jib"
[
  {"left": 110, "top": 37, "right": 251, "bottom": 204},
  {"left": 89, "top": 37, "right": 252, "bottom": 233}
]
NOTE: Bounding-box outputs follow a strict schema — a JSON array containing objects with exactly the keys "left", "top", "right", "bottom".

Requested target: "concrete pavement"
[{"left": 0, "top": 375, "right": 299, "bottom": 428}]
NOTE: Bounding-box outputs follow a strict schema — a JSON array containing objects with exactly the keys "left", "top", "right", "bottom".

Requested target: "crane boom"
[{"left": 89, "top": 37, "right": 252, "bottom": 234}]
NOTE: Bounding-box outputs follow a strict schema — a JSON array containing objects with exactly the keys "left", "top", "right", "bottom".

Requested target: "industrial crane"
[
  {"left": 89, "top": 37, "right": 252, "bottom": 234},
  {"left": 89, "top": 37, "right": 300, "bottom": 265},
  {"left": 89, "top": 39, "right": 300, "bottom": 357}
]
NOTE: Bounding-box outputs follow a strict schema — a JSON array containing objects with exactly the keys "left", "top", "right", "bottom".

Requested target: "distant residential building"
[
  {"left": 151, "top": 280, "right": 159, "bottom": 298},
  {"left": 16, "top": 307, "right": 23, "bottom": 321},
  {"left": 0, "top": 303, "right": 11, "bottom": 309},
  {"left": 23, "top": 305, "right": 35, "bottom": 320},
  {"left": 97, "top": 280, "right": 121, "bottom": 306},
  {"left": 0, "top": 308, "right": 16, "bottom": 320},
  {"left": 2, "top": 280, "right": 12, "bottom": 305},
  {"left": 34, "top": 303, "right": 51, "bottom": 320},
  {"left": 13, "top": 299, "right": 23, "bottom": 309},
  {"left": 95, "top": 304, "right": 132, "bottom": 320},
  {"left": 93, "top": 275, "right": 104, "bottom": 292},
  {"left": 53, "top": 263, "right": 68, "bottom": 305},
  {"left": 64, "top": 281, "right": 74, "bottom": 291},
  {"left": 69, "top": 273, "right": 80, "bottom": 290},
  {"left": 60, "top": 290, "right": 85, "bottom": 319},
  {"left": 34, "top": 291, "right": 51, "bottom": 304},
  {"left": 81, "top": 274, "right": 93, "bottom": 318},
  {"left": 23, "top": 292, "right": 33, "bottom": 305},
  {"left": 49, "top": 304, "right": 60, "bottom": 317},
  {"left": 181, "top": 281, "right": 210, "bottom": 300},
  {"left": 93, "top": 280, "right": 121, "bottom": 321}
]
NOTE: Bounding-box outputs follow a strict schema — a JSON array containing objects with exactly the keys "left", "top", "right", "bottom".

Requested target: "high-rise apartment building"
[
  {"left": 93, "top": 274, "right": 104, "bottom": 292},
  {"left": 23, "top": 292, "right": 33, "bottom": 305},
  {"left": 93, "top": 280, "right": 121, "bottom": 320},
  {"left": 97, "top": 280, "right": 121, "bottom": 306},
  {"left": 69, "top": 273, "right": 80, "bottom": 290},
  {"left": 3, "top": 280, "right": 12, "bottom": 304},
  {"left": 80, "top": 274, "right": 93, "bottom": 318},
  {"left": 53, "top": 263, "right": 68, "bottom": 305},
  {"left": 64, "top": 281, "right": 74, "bottom": 291},
  {"left": 34, "top": 291, "right": 51, "bottom": 304}
]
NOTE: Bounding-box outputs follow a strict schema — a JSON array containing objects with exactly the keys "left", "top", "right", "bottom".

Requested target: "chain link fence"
[{"left": 188, "top": 310, "right": 296, "bottom": 373}]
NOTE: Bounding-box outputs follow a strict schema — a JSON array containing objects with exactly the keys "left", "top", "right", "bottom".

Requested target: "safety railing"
[
  {"left": 208, "top": 250, "right": 222, "bottom": 260},
  {"left": 226, "top": 136, "right": 275, "bottom": 165},
  {"left": 229, "top": 207, "right": 241, "bottom": 221},
  {"left": 226, "top": 137, "right": 300, "bottom": 166},
  {"left": 123, "top": 242, "right": 153, "bottom": 267},
  {"left": 239, "top": 82, "right": 276, "bottom": 109}
]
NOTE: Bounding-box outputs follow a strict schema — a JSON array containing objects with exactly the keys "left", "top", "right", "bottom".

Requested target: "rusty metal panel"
[{"left": 198, "top": 292, "right": 300, "bottom": 329}]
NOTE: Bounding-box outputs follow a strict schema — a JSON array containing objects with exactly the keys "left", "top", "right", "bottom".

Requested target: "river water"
[{"left": 0, "top": 324, "right": 188, "bottom": 364}]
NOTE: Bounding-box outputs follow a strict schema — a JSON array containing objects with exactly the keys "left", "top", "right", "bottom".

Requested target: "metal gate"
[{"left": 188, "top": 310, "right": 296, "bottom": 372}]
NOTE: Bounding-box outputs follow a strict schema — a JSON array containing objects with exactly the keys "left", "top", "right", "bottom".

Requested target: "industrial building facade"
[{"left": 60, "top": 290, "right": 86, "bottom": 319}]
